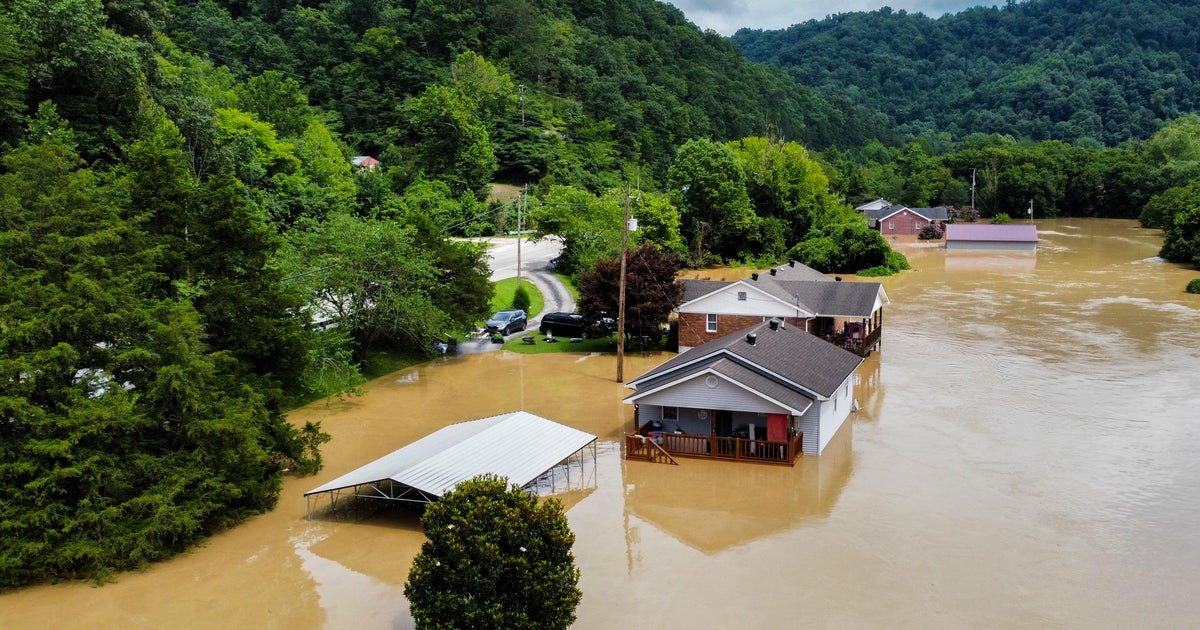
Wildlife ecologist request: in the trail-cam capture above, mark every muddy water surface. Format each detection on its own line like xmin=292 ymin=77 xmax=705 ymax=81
xmin=4 ymin=219 xmax=1199 ymax=628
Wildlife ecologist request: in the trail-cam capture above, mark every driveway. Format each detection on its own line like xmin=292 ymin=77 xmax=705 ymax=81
xmin=456 ymin=236 xmax=573 ymax=354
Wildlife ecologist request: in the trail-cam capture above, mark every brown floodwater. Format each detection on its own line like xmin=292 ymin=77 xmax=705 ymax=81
xmin=4 ymin=219 xmax=1199 ymax=628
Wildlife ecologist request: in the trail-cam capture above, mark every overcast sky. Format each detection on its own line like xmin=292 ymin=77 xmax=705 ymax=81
xmin=667 ymin=1 xmax=989 ymax=35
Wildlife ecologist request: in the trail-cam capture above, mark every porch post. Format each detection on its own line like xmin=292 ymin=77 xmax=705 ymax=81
xmin=709 ymin=410 xmax=717 ymax=456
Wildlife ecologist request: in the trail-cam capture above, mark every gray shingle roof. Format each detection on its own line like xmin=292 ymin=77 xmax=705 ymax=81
xmin=680 ymin=279 xmax=733 ymax=303
xmin=628 ymin=320 xmax=863 ymax=399
xmin=678 ymin=262 xmax=885 ymax=318
xmin=759 ymin=279 xmax=882 ymax=317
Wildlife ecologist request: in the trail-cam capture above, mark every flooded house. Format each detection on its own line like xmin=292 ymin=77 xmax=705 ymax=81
xmin=856 ymin=198 xmax=949 ymax=236
xmin=945 ymin=223 xmax=1038 ymax=250
xmin=624 ymin=318 xmax=863 ymax=463
xmin=675 ymin=261 xmax=888 ymax=356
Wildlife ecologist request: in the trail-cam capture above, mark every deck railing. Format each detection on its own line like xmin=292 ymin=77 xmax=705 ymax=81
xmin=822 ymin=326 xmax=882 ymax=357
xmin=628 ymin=428 xmax=803 ymax=466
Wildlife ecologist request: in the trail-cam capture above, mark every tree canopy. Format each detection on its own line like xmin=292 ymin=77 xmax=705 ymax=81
xmin=405 ymin=475 xmax=582 ymax=630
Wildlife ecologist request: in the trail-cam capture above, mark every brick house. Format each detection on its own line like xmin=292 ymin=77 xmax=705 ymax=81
xmin=675 ymin=261 xmax=888 ymax=356
xmin=859 ymin=202 xmax=948 ymax=237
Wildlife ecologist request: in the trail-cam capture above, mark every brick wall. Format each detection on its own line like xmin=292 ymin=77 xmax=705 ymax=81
xmin=677 ymin=312 xmax=810 ymax=348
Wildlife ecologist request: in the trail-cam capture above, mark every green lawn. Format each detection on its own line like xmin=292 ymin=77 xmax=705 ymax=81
xmin=489 ymin=276 xmax=545 ymax=318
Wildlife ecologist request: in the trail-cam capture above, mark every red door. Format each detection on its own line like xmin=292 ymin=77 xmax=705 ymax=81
xmin=767 ymin=414 xmax=788 ymax=442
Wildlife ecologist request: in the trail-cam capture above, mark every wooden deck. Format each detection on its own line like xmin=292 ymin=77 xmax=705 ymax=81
xmin=626 ymin=430 xmax=804 ymax=466
xmin=822 ymin=326 xmax=882 ymax=357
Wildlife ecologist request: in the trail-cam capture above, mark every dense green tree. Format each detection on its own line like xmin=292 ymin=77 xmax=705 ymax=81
xmin=728 ymin=136 xmax=837 ymax=258
xmin=788 ymin=221 xmax=901 ymax=275
xmin=402 ymin=85 xmax=498 ymax=199
xmin=667 ymin=138 xmax=755 ymax=262
xmin=405 ymin=474 xmax=582 ymax=630
xmin=279 ymin=212 xmax=447 ymax=360
xmin=529 ymin=185 xmax=625 ymax=275
xmin=0 ymin=127 xmax=309 ymax=587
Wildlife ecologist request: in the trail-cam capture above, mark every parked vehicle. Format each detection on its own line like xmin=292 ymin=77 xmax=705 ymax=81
xmin=539 ymin=312 xmax=587 ymax=338
xmin=484 ymin=309 xmax=527 ymax=336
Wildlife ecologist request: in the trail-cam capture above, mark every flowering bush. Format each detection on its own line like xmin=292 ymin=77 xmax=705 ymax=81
xmin=918 ymin=224 xmax=944 ymax=240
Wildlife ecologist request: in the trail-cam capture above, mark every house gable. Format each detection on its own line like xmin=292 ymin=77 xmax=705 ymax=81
xmin=678 ymin=280 xmax=813 ymax=318
xmin=626 ymin=366 xmax=813 ymax=416
xmin=628 ymin=321 xmax=862 ymax=400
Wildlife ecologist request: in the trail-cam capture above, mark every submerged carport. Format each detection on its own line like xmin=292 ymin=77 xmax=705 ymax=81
xmin=304 ymin=411 xmax=598 ymax=517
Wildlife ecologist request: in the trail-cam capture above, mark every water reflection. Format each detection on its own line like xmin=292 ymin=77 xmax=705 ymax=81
xmin=622 ymin=426 xmax=854 ymax=556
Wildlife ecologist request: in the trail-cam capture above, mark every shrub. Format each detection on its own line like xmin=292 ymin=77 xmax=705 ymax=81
xmin=885 ymin=249 xmax=911 ymax=271
xmin=991 ymin=212 xmax=1012 ymax=224
xmin=918 ymin=224 xmax=944 ymax=240
xmin=1187 ymin=278 xmax=1200 ymax=294
xmin=511 ymin=283 xmax=531 ymax=312
xmin=856 ymin=265 xmax=894 ymax=277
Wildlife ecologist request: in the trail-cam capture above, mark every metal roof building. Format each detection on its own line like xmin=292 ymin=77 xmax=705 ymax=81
xmin=304 ymin=411 xmax=597 ymax=516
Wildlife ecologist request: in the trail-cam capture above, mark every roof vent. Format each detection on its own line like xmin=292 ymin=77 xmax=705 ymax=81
xmin=769 ymin=268 xmax=777 ymax=276
xmin=835 ymin=276 xmax=842 ymax=282
xmin=789 ymin=260 xmax=796 ymax=267
xmin=751 ymin=273 xmax=758 ymax=281
xmin=746 ymin=333 xmax=757 ymax=345
xmin=768 ymin=319 xmax=780 ymax=331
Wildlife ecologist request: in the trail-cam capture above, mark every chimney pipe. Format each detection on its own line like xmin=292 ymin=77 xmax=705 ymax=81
xmin=769 ymin=320 xmax=779 ymax=331
xmin=769 ymin=268 xmax=777 ymax=276
xmin=789 ymin=260 xmax=796 ymax=267
xmin=751 ymin=273 xmax=758 ymax=281
xmin=746 ymin=333 xmax=757 ymax=345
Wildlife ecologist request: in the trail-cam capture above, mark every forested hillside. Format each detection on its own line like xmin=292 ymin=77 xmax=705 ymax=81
xmin=166 ymin=0 xmax=891 ymax=183
xmin=733 ymin=0 xmax=1200 ymax=146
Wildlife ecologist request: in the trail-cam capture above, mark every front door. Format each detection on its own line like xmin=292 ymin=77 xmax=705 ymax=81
xmin=767 ymin=413 xmax=788 ymax=442
xmin=716 ymin=410 xmax=733 ymax=437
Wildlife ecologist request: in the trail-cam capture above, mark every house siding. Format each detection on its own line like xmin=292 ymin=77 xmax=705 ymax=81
xmin=633 ymin=376 xmax=792 ymax=415
xmin=793 ymin=376 xmax=855 ymax=455
xmin=946 ymin=240 xmax=1037 ymax=251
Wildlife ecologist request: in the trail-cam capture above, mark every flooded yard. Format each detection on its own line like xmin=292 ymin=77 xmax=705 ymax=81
xmin=3 ymin=219 xmax=1199 ymax=628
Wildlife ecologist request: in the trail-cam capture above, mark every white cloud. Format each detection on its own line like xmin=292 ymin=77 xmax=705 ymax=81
xmin=667 ymin=1 xmax=988 ymax=35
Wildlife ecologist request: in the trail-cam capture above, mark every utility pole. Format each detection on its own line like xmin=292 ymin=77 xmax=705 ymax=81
xmin=971 ymin=168 xmax=977 ymax=216
xmin=617 ymin=183 xmax=631 ymax=383
xmin=517 ymin=184 xmax=526 ymax=289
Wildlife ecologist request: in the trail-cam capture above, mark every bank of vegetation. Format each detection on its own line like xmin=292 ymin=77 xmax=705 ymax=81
xmin=2 ymin=0 xmax=1200 ymax=588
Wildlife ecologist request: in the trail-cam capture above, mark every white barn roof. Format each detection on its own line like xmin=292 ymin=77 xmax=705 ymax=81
xmin=305 ymin=411 xmax=596 ymax=500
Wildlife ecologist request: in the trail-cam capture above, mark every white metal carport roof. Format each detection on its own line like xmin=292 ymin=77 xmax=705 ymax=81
xmin=305 ymin=411 xmax=597 ymax=511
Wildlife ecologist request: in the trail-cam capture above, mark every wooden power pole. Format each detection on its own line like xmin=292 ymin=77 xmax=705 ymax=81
xmin=616 ymin=183 xmax=631 ymax=383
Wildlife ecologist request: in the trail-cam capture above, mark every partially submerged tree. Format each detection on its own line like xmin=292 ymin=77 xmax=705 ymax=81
xmin=405 ymin=475 xmax=582 ymax=630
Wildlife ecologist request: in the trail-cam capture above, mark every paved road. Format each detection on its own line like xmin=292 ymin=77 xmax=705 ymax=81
xmin=456 ymin=236 xmax=573 ymax=354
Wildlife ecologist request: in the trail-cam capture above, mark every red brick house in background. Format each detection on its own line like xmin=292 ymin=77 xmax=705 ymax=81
xmin=675 ymin=261 xmax=888 ymax=356
xmin=856 ymin=199 xmax=948 ymax=237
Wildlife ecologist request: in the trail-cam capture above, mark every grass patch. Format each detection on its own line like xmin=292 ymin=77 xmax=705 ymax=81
xmin=499 ymin=333 xmax=669 ymax=354
xmin=490 ymin=277 xmax=545 ymax=318
xmin=361 ymin=348 xmax=428 ymax=380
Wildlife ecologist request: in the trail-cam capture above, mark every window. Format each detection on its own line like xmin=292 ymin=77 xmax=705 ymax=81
xmin=662 ymin=406 xmax=678 ymax=421
xmin=915 ymin=222 xmax=923 ymax=229
xmin=888 ymin=221 xmax=895 ymax=230
xmin=706 ymin=313 xmax=717 ymax=332
xmin=737 ymin=291 xmax=747 ymax=301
